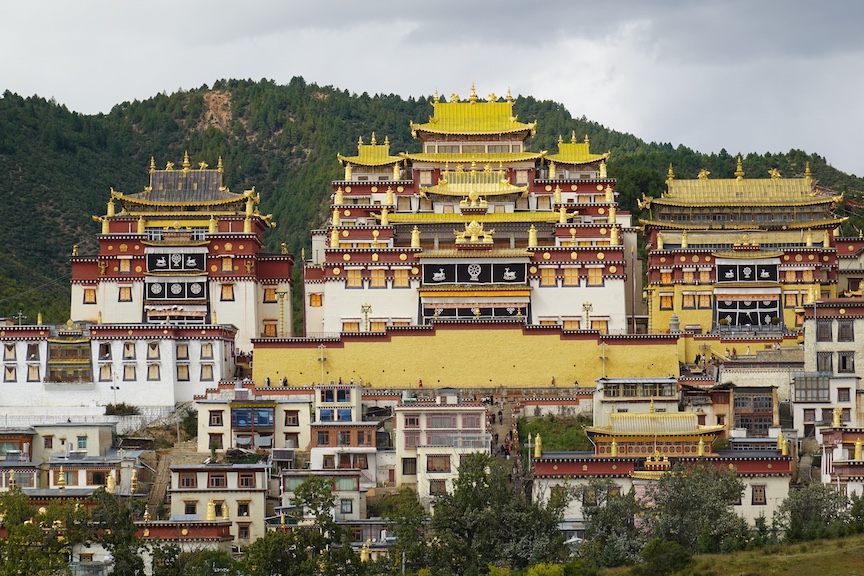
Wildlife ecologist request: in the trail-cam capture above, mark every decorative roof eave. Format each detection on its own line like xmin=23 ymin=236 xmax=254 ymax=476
xmin=648 ymin=196 xmax=838 ymax=208
xmin=639 ymin=218 xmax=847 ymax=231
xmin=420 ymin=182 xmax=528 ymax=198
xmin=111 ymin=185 xmax=255 ymax=208
xmin=373 ymin=212 xmax=564 ymax=224
xmin=546 ymin=150 xmax=611 ymax=165
xmin=400 ymin=151 xmax=545 ymax=163
xmin=710 ymin=250 xmax=785 ymax=259
xmin=416 ymin=249 xmax=532 ymax=259
xmin=337 ymin=153 xmax=403 ymax=167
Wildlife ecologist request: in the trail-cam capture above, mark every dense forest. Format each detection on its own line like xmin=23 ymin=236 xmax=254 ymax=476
xmin=1 ymin=78 xmax=863 ymax=326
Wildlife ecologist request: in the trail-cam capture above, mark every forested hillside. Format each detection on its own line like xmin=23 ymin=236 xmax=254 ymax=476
xmin=1 ymin=77 xmax=862 ymax=325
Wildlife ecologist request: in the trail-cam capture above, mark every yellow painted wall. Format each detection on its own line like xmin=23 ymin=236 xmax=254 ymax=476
xmin=252 ymin=325 xmax=680 ymax=389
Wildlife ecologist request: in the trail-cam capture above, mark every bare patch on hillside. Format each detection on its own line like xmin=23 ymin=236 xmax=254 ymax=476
xmin=198 ymin=91 xmax=232 ymax=132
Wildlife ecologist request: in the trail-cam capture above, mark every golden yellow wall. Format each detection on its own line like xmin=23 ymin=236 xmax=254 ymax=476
xmin=253 ymin=325 xmax=680 ymax=389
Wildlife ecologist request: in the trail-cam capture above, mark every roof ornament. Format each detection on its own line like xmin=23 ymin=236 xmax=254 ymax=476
xmin=198 ymin=161 xmax=208 ymax=170
xmin=358 ymin=135 xmax=364 ymax=146
xmin=584 ymin=134 xmax=590 ymax=145
xmin=649 ymin=397 xmax=655 ymax=412
xmin=768 ymin=168 xmax=782 ymax=179
xmin=571 ymin=131 xmax=577 ymax=144
xmin=217 ymin=156 xmax=224 ymax=172
xmin=697 ymin=168 xmax=710 ymax=180
xmin=804 ymin=162 xmax=813 ymax=184
xmin=433 ymin=89 xmax=440 ymax=104
xmin=384 ymin=135 xmax=389 ymax=146
xmin=182 ymin=151 xmax=191 ymax=171
xmin=666 ymin=164 xmax=675 ymax=182
xmin=506 ymin=88 xmax=513 ymax=102
xmin=450 ymin=93 xmax=460 ymax=103
xmin=469 ymin=83 xmax=478 ymax=102
xmin=165 ymin=161 xmax=174 ymax=171
xmin=149 ymin=157 xmax=156 ymax=173
xmin=487 ymin=92 xmax=496 ymax=102
xmin=370 ymin=132 xmax=377 ymax=145
xmin=557 ymin=134 xmax=563 ymax=145
xmin=734 ymin=155 xmax=745 ymax=180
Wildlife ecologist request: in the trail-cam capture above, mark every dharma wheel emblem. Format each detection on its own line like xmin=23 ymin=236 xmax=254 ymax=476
xmin=190 ymin=284 xmax=202 ymax=295
xmin=150 ymin=284 xmax=162 ymax=294
xmin=467 ymin=264 xmax=482 ymax=281
xmin=170 ymin=283 xmax=183 ymax=295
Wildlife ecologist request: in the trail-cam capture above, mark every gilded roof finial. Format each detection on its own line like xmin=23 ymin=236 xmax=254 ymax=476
xmin=734 ymin=155 xmax=745 ymax=180
xmin=149 ymin=157 xmax=156 ymax=173
xmin=57 ymin=466 xmax=66 ymax=489
xmin=358 ymin=135 xmax=364 ymax=146
xmin=469 ymin=83 xmax=478 ymax=102
xmin=165 ymin=160 xmax=174 ymax=171
xmin=805 ymin=162 xmax=813 ymax=184
xmin=487 ymin=92 xmax=497 ymax=102
xmin=649 ymin=397 xmax=655 ymax=412
xmin=768 ymin=168 xmax=781 ymax=179
xmin=370 ymin=132 xmax=377 ymax=145
xmin=217 ymin=156 xmax=224 ymax=172
xmin=506 ymin=87 xmax=513 ymax=102
xmin=450 ymin=93 xmax=460 ymax=103
xmin=198 ymin=161 xmax=208 ymax=170
xmin=182 ymin=151 xmax=191 ymax=171
xmin=697 ymin=168 xmax=710 ymax=180
xmin=384 ymin=135 xmax=389 ymax=146
xmin=433 ymin=89 xmax=439 ymax=104
xmin=571 ymin=131 xmax=577 ymax=144
xmin=666 ymin=164 xmax=675 ymax=181
xmin=557 ymin=134 xmax=563 ymax=145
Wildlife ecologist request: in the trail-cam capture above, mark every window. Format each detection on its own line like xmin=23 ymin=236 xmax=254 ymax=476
xmin=699 ymin=270 xmax=711 ymax=283
xmin=838 ymin=352 xmax=855 ymax=373
xmin=208 ymin=473 xmax=227 ymax=488
xmin=123 ymin=342 xmax=135 ymax=360
xmin=44 ymin=435 xmax=53 ymax=449
xmin=563 ymin=319 xmax=580 ymax=330
xmin=698 ymin=293 xmax=712 ymax=308
xmin=119 ymin=286 xmax=132 ymax=302
xmin=87 ymin=471 xmax=108 ymax=486
xmin=177 ymin=365 xmax=190 ymax=381
xmin=355 ymin=454 xmax=368 ymax=469
xmin=320 ymin=409 xmax=334 ymax=422
xmin=79 ymin=553 xmax=94 ymax=562
xmin=177 ymin=343 xmax=189 ymax=360
xmin=427 ymin=415 xmax=456 ymax=428
xmin=347 ymin=269 xmax=363 ymax=288
xmin=83 ymin=288 xmax=96 ymax=304
xmin=338 ymin=431 xmax=351 ymax=446
xmin=201 ymin=343 xmax=213 ymax=359
xmin=263 ymin=322 xmax=277 ymax=337
xmin=339 ymin=453 xmax=351 ymax=468
xmin=843 ymin=408 xmax=852 ymax=422
xmin=839 ymin=320 xmax=855 ymax=342
xmin=660 ymin=294 xmax=673 ymax=310
xmin=221 ymin=284 xmax=234 ymax=301
xmin=752 ymin=485 xmax=766 ymax=505
xmin=209 ymin=434 xmax=223 ymax=450
xmin=462 ymin=414 xmax=481 ymax=428
xmin=356 ymin=430 xmax=371 ymax=446
xmin=784 ymin=292 xmax=798 ymax=307
xmin=184 ymin=501 xmax=197 ymax=515
xmin=802 ymin=269 xmax=814 ymax=282
xmin=264 ymin=287 xmax=277 ymax=303
xmin=785 ymin=269 xmax=797 ymax=283
xmin=340 ymin=499 xmax=354 ymax=514
xmin=77 ymin=436 xmax=87 ymax=449
xmin=342 ymin=321 xmax=360 ymax=332
xmin=370 ymin=269 xmax=386 ymax=288
xmin=587 ymin=268 xmax=603 ymax=286
xmin=147 ymin=342 xmax=159 ymax=359
xmin=284 ymin=411 xmax=299 ymax=426
xmin=803 ymin=408 xmax=816 ymax=422
xmin=4 ymin=366 xmax=16 ymax=382
xmin=682 ymin=294 xmax=696 ymax=309
xmin=817 ymin=320 xmax=833 ymax=342
xmin=405 ymin=432 xmax=420 ymax=449
xmin=27 ymin=365 xmax=39 ymax=382
xmin=540 ymin=267 xmax=556 ymax=286
xmin=404 ymin=414 xmax=419 ymax=428
xmin=147 ymin=364 xmax=160 ymax=380
xmin=661 ymin=271 xmax=673 ymax=285
xmin=370 ymin=321 xmax=387 ymax=332
xmin=816 ymin=352 xmax=833 ymax=372
xmin=221 ymin=257 xmax=233 ymax=273
xmin=822 ymin=408 xmax=834 ymax=423
xmin=237 ymin=502 xmax=250 ymax=517
xmin=3 ymin=343 xmax=14 ymax=361
xmin=683 ymin=270 xmax=694 ymax=284
xmin=393 ymin=269 xmax=409 ymax=288
xmin=591 ymin=320 xmax=608 ymax=334
xmin=563 ymin=268 xmax=579 ymax=286
xmin=317 ymin=431 xmax=330 ymax=446
xmin=284 ymin=433 xmax=299 ymax=448
xmin=238 ymin=524 xmax=250 ymax=540
xmin=200 ymin=364 xmax=214 ymax=381
xmin=838 ymin=388 xmax=851 ymax=402
xmin=430 ymin=480 xmax=448 ymax=495
xmin=794 ymin=375 xmax=830 ymax=402
xmin=310 ymin=293 xmax=323 ymax=307
xmin=210 ymin=411 xmax=224 ymax=426
xmin=323 ymin=455 xmax=335 ymax=469
xmin=402 ymin=458 xmax=417 ymax=475
xmin=427 ymin=455 xmax=451 ymax=473
xmin=123 ymin=364 xmax=136 ymax=381
xmin=238 ymin=472 xmax=256 ymax=488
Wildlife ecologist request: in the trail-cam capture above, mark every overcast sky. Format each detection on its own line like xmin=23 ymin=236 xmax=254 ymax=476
xmin=3 ymin=1 xmax=863 ymax=176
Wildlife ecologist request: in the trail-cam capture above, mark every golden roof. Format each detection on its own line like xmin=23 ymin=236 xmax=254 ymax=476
xmin=421 ymin=163 xmax=528 ymax=198
xmin=337 ymin=134 xmax=402 ymax=167
xmin=546 ymin=133 xmax=610 ymax=165
xmin=638 ymin=216 xmax=847 ymax=231
xmin=401 ymin=151 xmax=544 ymax=163
xmin=585 ymin=412 xmax=724 ymax=436
xmin=410 ymin=89 xmax=536 ymax=136
xmin=374 ymin=212 xmax=563 ymax=224
xmin=417 ymin=249 xmax=531 ymax=258
xmin=644 ymin=177 xmax=837 ymax=208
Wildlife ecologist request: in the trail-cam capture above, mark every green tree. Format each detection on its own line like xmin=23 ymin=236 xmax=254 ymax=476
xmin=576 ymin=479 xmax=646 ymax=567
xmin=90 ymin=488 xmax=146 ymax=575
xmin=643 ymin=462 xmax=746 ymax=553
xmin=774 ymin=482 xmax=850 ymax=542
xmin=380 ymin=487 xmax=430 ymax=574
xmin=629 ymin=538 xmax=691 ymax=576
xmin=0 ymin=487 xmax=88 ymax=576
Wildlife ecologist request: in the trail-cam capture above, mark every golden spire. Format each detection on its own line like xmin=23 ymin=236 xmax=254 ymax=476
xmin=557 ymin=134 xmax=563 ymax=145
xmin=433 ymin=89 xmax=439 ymax=104
xmin=358 ymin=135 xmax=364 ymax=146
xmin=469 ymin=83 xmax=478 ymax=102
xmin=666 ymin=164 xmax=675 ymax=182
xmin=384 ymin=135 xmax=389 ymax=146
xmin=182 ymin=151 xmax=191 ymax=171
xmin=506 ymin=87 xmax=513 ymax=102
xmin=805 ymin=162 xmax=813 ymax=185
xmin=149 ymin=157 xmax=156 ymax=173
xmin=217 ymin=156 xmax=224 ymax=172
xmin=370 ymin=132 xmax=377 ymax=145
xmin=649 ymin=397 xmax=655 ymax=412
xmin=143 ymin=508 xmax=151 ymax=522
xmin=734 ymin=155 xmax=745 ymax=180
xmin=584 ymin=134 xmax=590 ymax=145
xmin=57 ymin=466 xmax=66 ymax=489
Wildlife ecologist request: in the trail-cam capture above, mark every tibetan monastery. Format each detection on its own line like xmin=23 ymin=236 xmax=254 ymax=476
xmin=640 ymin=160 xmax=846 ymax=334
xmin=303 ymin=87 xmax=642 ymax=336
xmin=71 ymin=154 xmax=294 ymax=352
